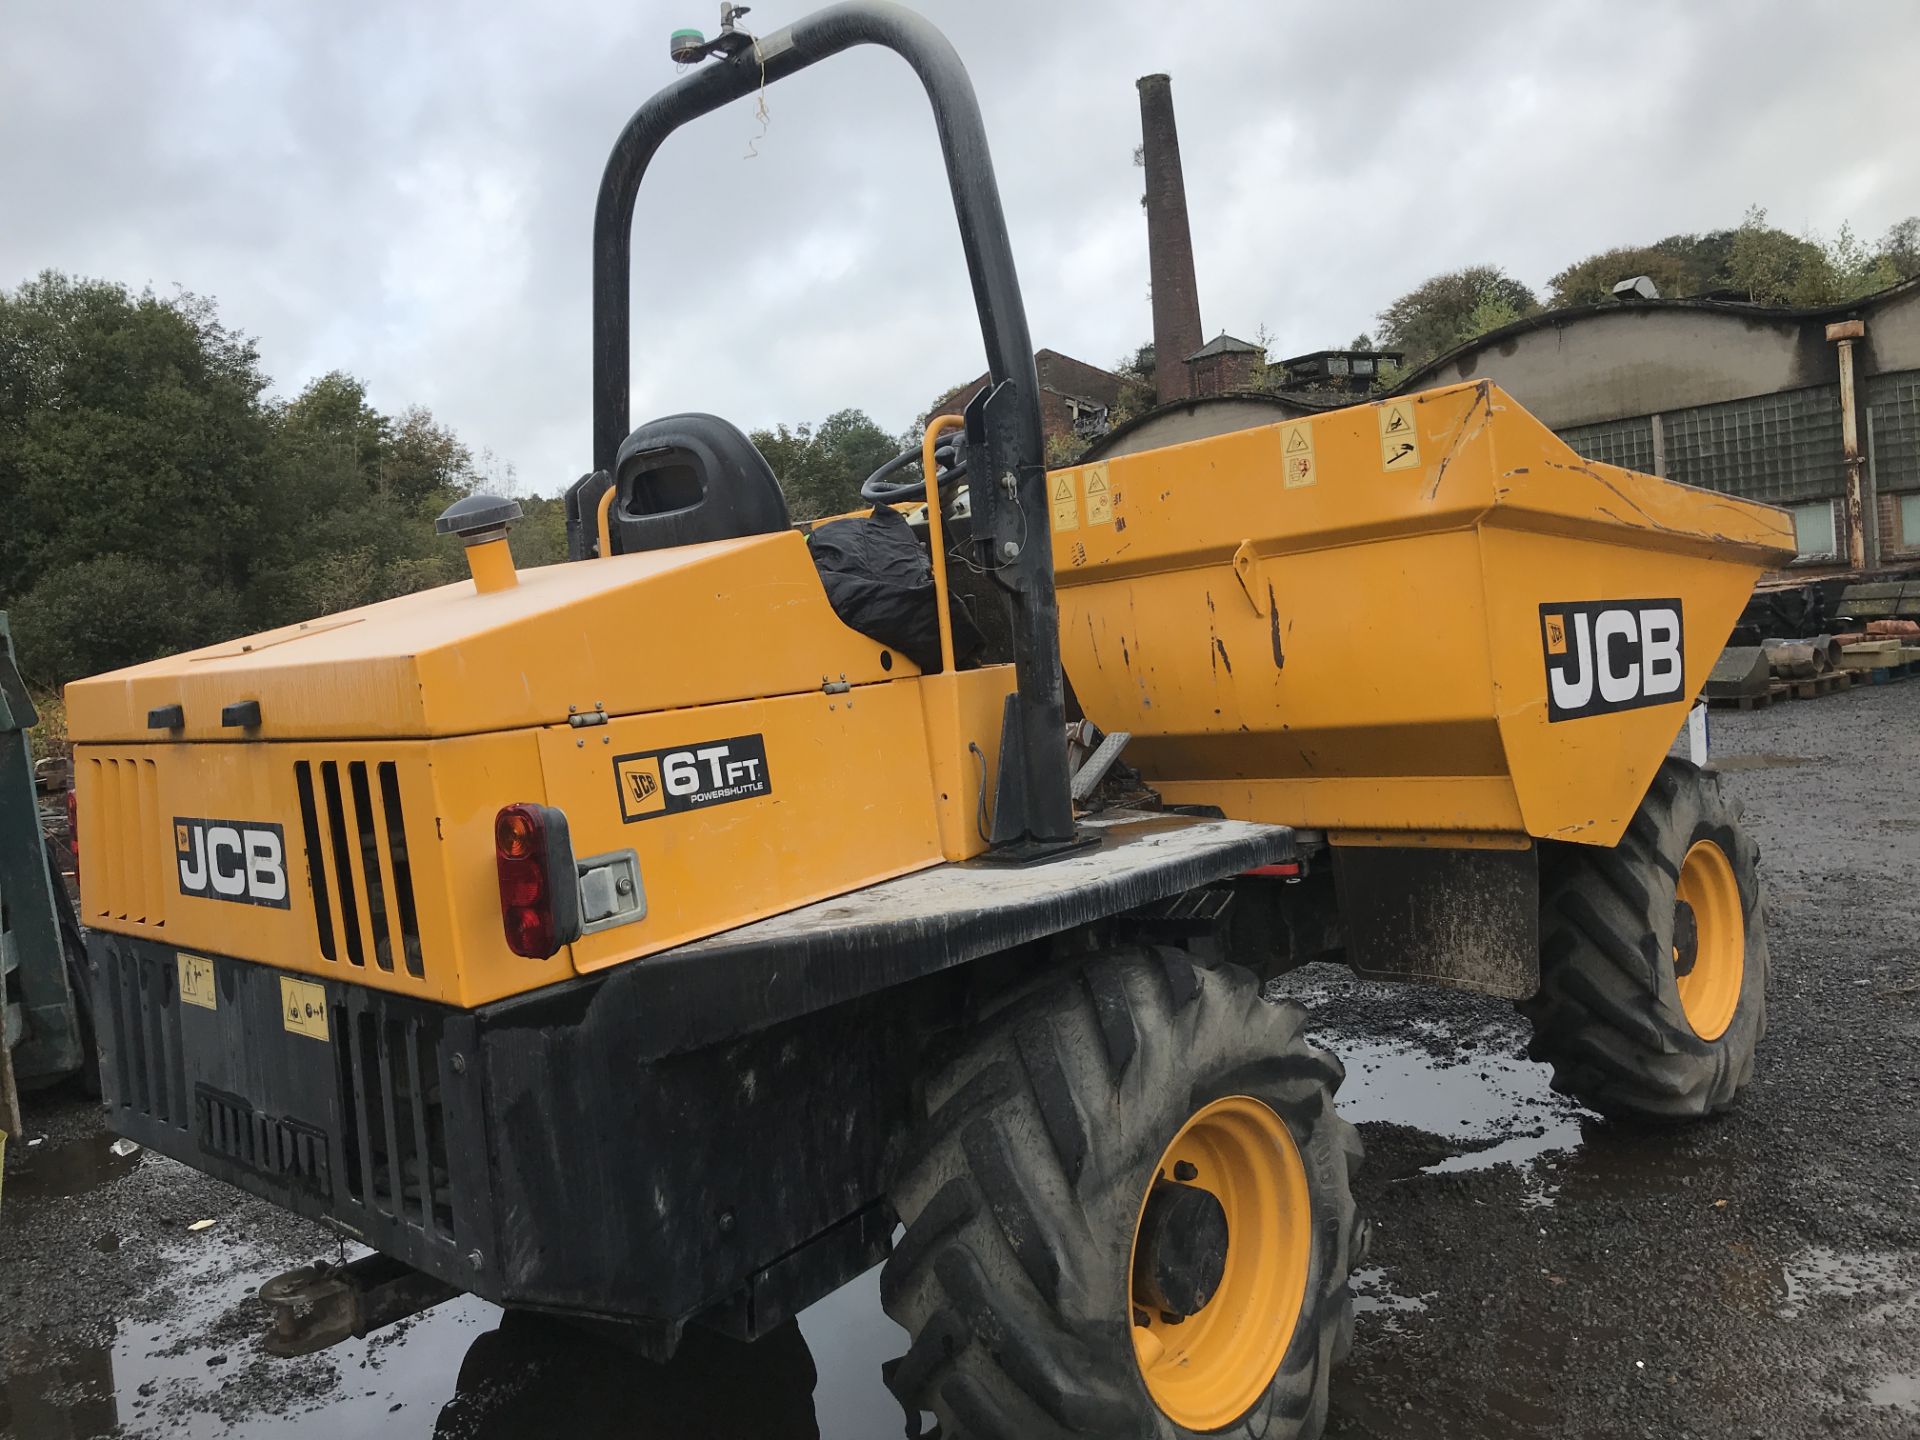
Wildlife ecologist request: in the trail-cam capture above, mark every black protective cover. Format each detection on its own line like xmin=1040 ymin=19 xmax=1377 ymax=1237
xmin=807 ymin=506 xmax=985 ymax=673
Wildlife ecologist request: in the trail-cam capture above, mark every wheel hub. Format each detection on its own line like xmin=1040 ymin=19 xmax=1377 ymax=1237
xmin=1672 ymin=900 xmax=1699 ymax=977
xmin=1673 ymin=839 xmax=1744 ymax=1041
xmin=1132 ymin=1180 xmax=1230 ymax=1318
xmin=1128 ymin=1095 xmax=1312 ymax=1431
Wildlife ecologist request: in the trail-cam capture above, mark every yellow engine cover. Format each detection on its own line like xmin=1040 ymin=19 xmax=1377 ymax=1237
xmin=1048 ymin=382 xmax=1795 ymax=847
xmin=67 ymin=531 xmax=1012 ymax=1006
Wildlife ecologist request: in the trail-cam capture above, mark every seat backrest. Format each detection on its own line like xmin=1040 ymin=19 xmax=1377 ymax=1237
xmin=606 ymin=413 xmax=791 ymax=555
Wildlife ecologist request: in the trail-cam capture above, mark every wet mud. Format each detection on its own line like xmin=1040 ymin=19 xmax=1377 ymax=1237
xmin=4 ymin=681 xmax=1917 ymax=1438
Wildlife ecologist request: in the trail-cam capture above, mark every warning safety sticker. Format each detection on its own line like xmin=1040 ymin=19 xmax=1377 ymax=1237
xmin=1377 ymin=401 xmax=1420 ymax=472
xmin=1280 ymin=423 xmax=1316 ymax=488
xmin=1051 ymin=472 xmax=1079 ymax=532
xmin=1084 ymin=463 xmax=1113 ymax=525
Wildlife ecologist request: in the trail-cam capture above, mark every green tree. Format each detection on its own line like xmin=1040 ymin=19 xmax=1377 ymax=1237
xmin=1880 ymin=217 xmax=1920 ymax=280
xmin=0 ymin=273 xmax=273 ymax=617
xmin=247 ymin=373 xmax=484 ymax=620
xmin=509 ymin=495 xmax=571 ymax=569
xmin=1725 ymin=206 xmax=1898 ymax=307
xmin=1547 ymin=243 xmax=1700 ymax=308
xmin=1549 ymin=212 xmax=1917 ymax=310
xmin=9 ymin=554 xmax=240 ymax=687
xmin=751 ymin=407 xmax=901 ymax=520
xmin=1375 ymin=265 xmax=1538 ymax=369
xmin=1728 ymin=207 xmax=1824 ymax=305
xmin=0 ymin=272 xmax=496 ymax=686
xmin=1104 ymin=342 xmax=1157 ymax=426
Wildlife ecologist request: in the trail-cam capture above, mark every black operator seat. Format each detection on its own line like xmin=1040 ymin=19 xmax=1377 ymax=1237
xmin=607 ymin=413 xmax=791 ymax=555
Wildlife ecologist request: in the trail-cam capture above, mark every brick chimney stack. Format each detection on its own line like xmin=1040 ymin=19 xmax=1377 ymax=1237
xmin=1137 ymin=73 xmax=1202 ymax=406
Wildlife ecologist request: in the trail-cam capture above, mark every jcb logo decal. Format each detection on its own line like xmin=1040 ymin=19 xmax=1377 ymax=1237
xmin=613 ymin=734 xmax=771 ymax=823
xmin=1541 ymin=600 xmax=1685 ymax=722
xmin=616 ymin=756 xmax=666 ymax=819
xmin=176 ymin=817 xmax=290 ymax=908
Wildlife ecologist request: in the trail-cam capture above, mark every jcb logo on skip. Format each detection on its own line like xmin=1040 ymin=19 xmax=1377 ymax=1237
xmin=1540 ymin=600 xmax=1685 ymax=722
xmin=175 ymin=817 xmax=291 ymax=908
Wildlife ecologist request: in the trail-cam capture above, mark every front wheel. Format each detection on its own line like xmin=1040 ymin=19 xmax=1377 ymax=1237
xmin=1521 ymin=758 xmax=1767 ymax=1120
xmin=882 ymin=946 xmax=1364 ymax=1440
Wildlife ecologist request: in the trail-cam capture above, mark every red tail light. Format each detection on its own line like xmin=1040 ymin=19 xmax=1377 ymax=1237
xmin=1243 ymin=861 xmax=1302 ymax=878
xmin=494 ymin=803 xmax=581 ymax=959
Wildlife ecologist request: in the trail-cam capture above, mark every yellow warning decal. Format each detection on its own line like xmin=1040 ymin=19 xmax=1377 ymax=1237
xmin=1378 ymin=400 xmax=1420 ymax=471
xmin=1280 ymin=423 xmax=1316 ymax=488
xmin=1051 ymin=471 xmax=1079 ymax=532
xmin=1084 ymin=463 xmax=1113 ymax=526
xmin=178 ymin=952 xmax=217 ymax=1011
xmin=280 ymin=975 xmax=329 ymax=1041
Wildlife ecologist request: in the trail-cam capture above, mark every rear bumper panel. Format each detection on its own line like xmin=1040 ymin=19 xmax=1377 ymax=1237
xmin=87 ymin=930 xmax=932 ymax=1331
xmin=92 ymin=934 xmax=496 ymax=1291
xmin=88 ymin=812 xmax=1294 ymax=1330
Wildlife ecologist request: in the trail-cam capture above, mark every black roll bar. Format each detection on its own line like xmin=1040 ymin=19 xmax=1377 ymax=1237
xmin=589 ymin=1 xmax=1076 ymax=851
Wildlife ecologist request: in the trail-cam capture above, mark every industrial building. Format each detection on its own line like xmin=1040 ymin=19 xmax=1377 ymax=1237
xmin=1101 ymin=67 xmax=1920 ymax=584
xmin=926 ymin=348 xmax=1127 ymax=449
xmin=1400 ymin=278 xmax=1920 ymax=574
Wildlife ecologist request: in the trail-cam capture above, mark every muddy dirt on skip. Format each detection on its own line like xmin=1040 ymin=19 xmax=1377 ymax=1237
xmin=4 ymin=681 xmax=1917 ymax=1438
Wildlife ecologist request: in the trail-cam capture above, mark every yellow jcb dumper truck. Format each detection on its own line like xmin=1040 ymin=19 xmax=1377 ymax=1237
xmin=65 ymin=5 xmax=1794 ymax=1437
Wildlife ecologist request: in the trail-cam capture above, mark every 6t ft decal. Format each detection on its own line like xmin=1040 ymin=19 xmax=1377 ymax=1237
xmin=613 ymin=734 xmax=773 ymax=823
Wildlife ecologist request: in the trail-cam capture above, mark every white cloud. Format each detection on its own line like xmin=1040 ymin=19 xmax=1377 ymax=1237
xmin=4 ymin=0 xmax=1914 ymax=493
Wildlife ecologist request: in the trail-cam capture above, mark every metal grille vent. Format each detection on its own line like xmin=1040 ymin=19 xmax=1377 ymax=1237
xmin=334 ymin=1004 xmax=455 ymax=1237
xmin=294 ymin=760 xmax=423 ymax=977
xmin=196 ymin=1085 xmax=331 ymax=1195
xmin=85 ymin=756 xmax=166 ymax=926
xmin=103 ymin=947 xmax=187 ymax=1130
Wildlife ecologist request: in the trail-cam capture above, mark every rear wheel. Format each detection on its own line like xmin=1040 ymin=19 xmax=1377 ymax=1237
xmin=882 ymin=946 xmax=1363 ymax=1440
xmin=1522 ymin=758 xmax=1767 ymax=1120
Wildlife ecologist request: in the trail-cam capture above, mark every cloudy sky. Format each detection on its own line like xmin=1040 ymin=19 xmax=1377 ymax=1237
xmin=5 ymin=0 xmax=1915 ymax=491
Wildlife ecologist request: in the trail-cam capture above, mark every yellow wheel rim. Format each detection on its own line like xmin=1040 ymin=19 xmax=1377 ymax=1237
xmin=1128 ymin=1095 xmax=1311 ymax=1431
xmin=1674 ymin=839 xmax=1744 ymax=1041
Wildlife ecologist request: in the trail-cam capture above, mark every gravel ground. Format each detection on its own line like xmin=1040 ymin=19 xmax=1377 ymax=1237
xmin=2 ymin=679 xmax=1916 ymax=1438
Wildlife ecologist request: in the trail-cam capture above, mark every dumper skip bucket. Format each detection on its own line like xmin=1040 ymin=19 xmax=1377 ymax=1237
xmin=1048 ymin=382 xmax=1794 ymax=847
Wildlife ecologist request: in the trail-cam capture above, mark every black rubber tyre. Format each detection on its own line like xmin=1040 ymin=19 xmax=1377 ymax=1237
xmin=881 ymin=947 xmax=1364 ymax=1440
xmin=1521 ymin=758 xmax=1767 ymax=1121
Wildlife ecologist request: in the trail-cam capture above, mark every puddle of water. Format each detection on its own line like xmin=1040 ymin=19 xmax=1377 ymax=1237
xmin=795 ymin=1265 xmax=910 ymax=1440
xmin=0 ymin=1334 xmax=121 ymax=1440
xmin=1349 ymin=1266 xmax=1431 ymax=1334
xmin=1349 ymin=1267 xmax=1429 ymax=1315
xmin=3 ymin=1129 xmax=140 ymax=1201
xmin=430 ymin=1307 xmax=827 ymax=1439
xmin=1 ymin=1205 xmax=899 ymax=1440
xmin=1776 ymin=1245 xmax=1907 ymax=1321
xmin=1331 ymin=1033 xmax=1588 ymax=1176
xmin=0 ymin=1013 xmax=1602 ymax=1440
